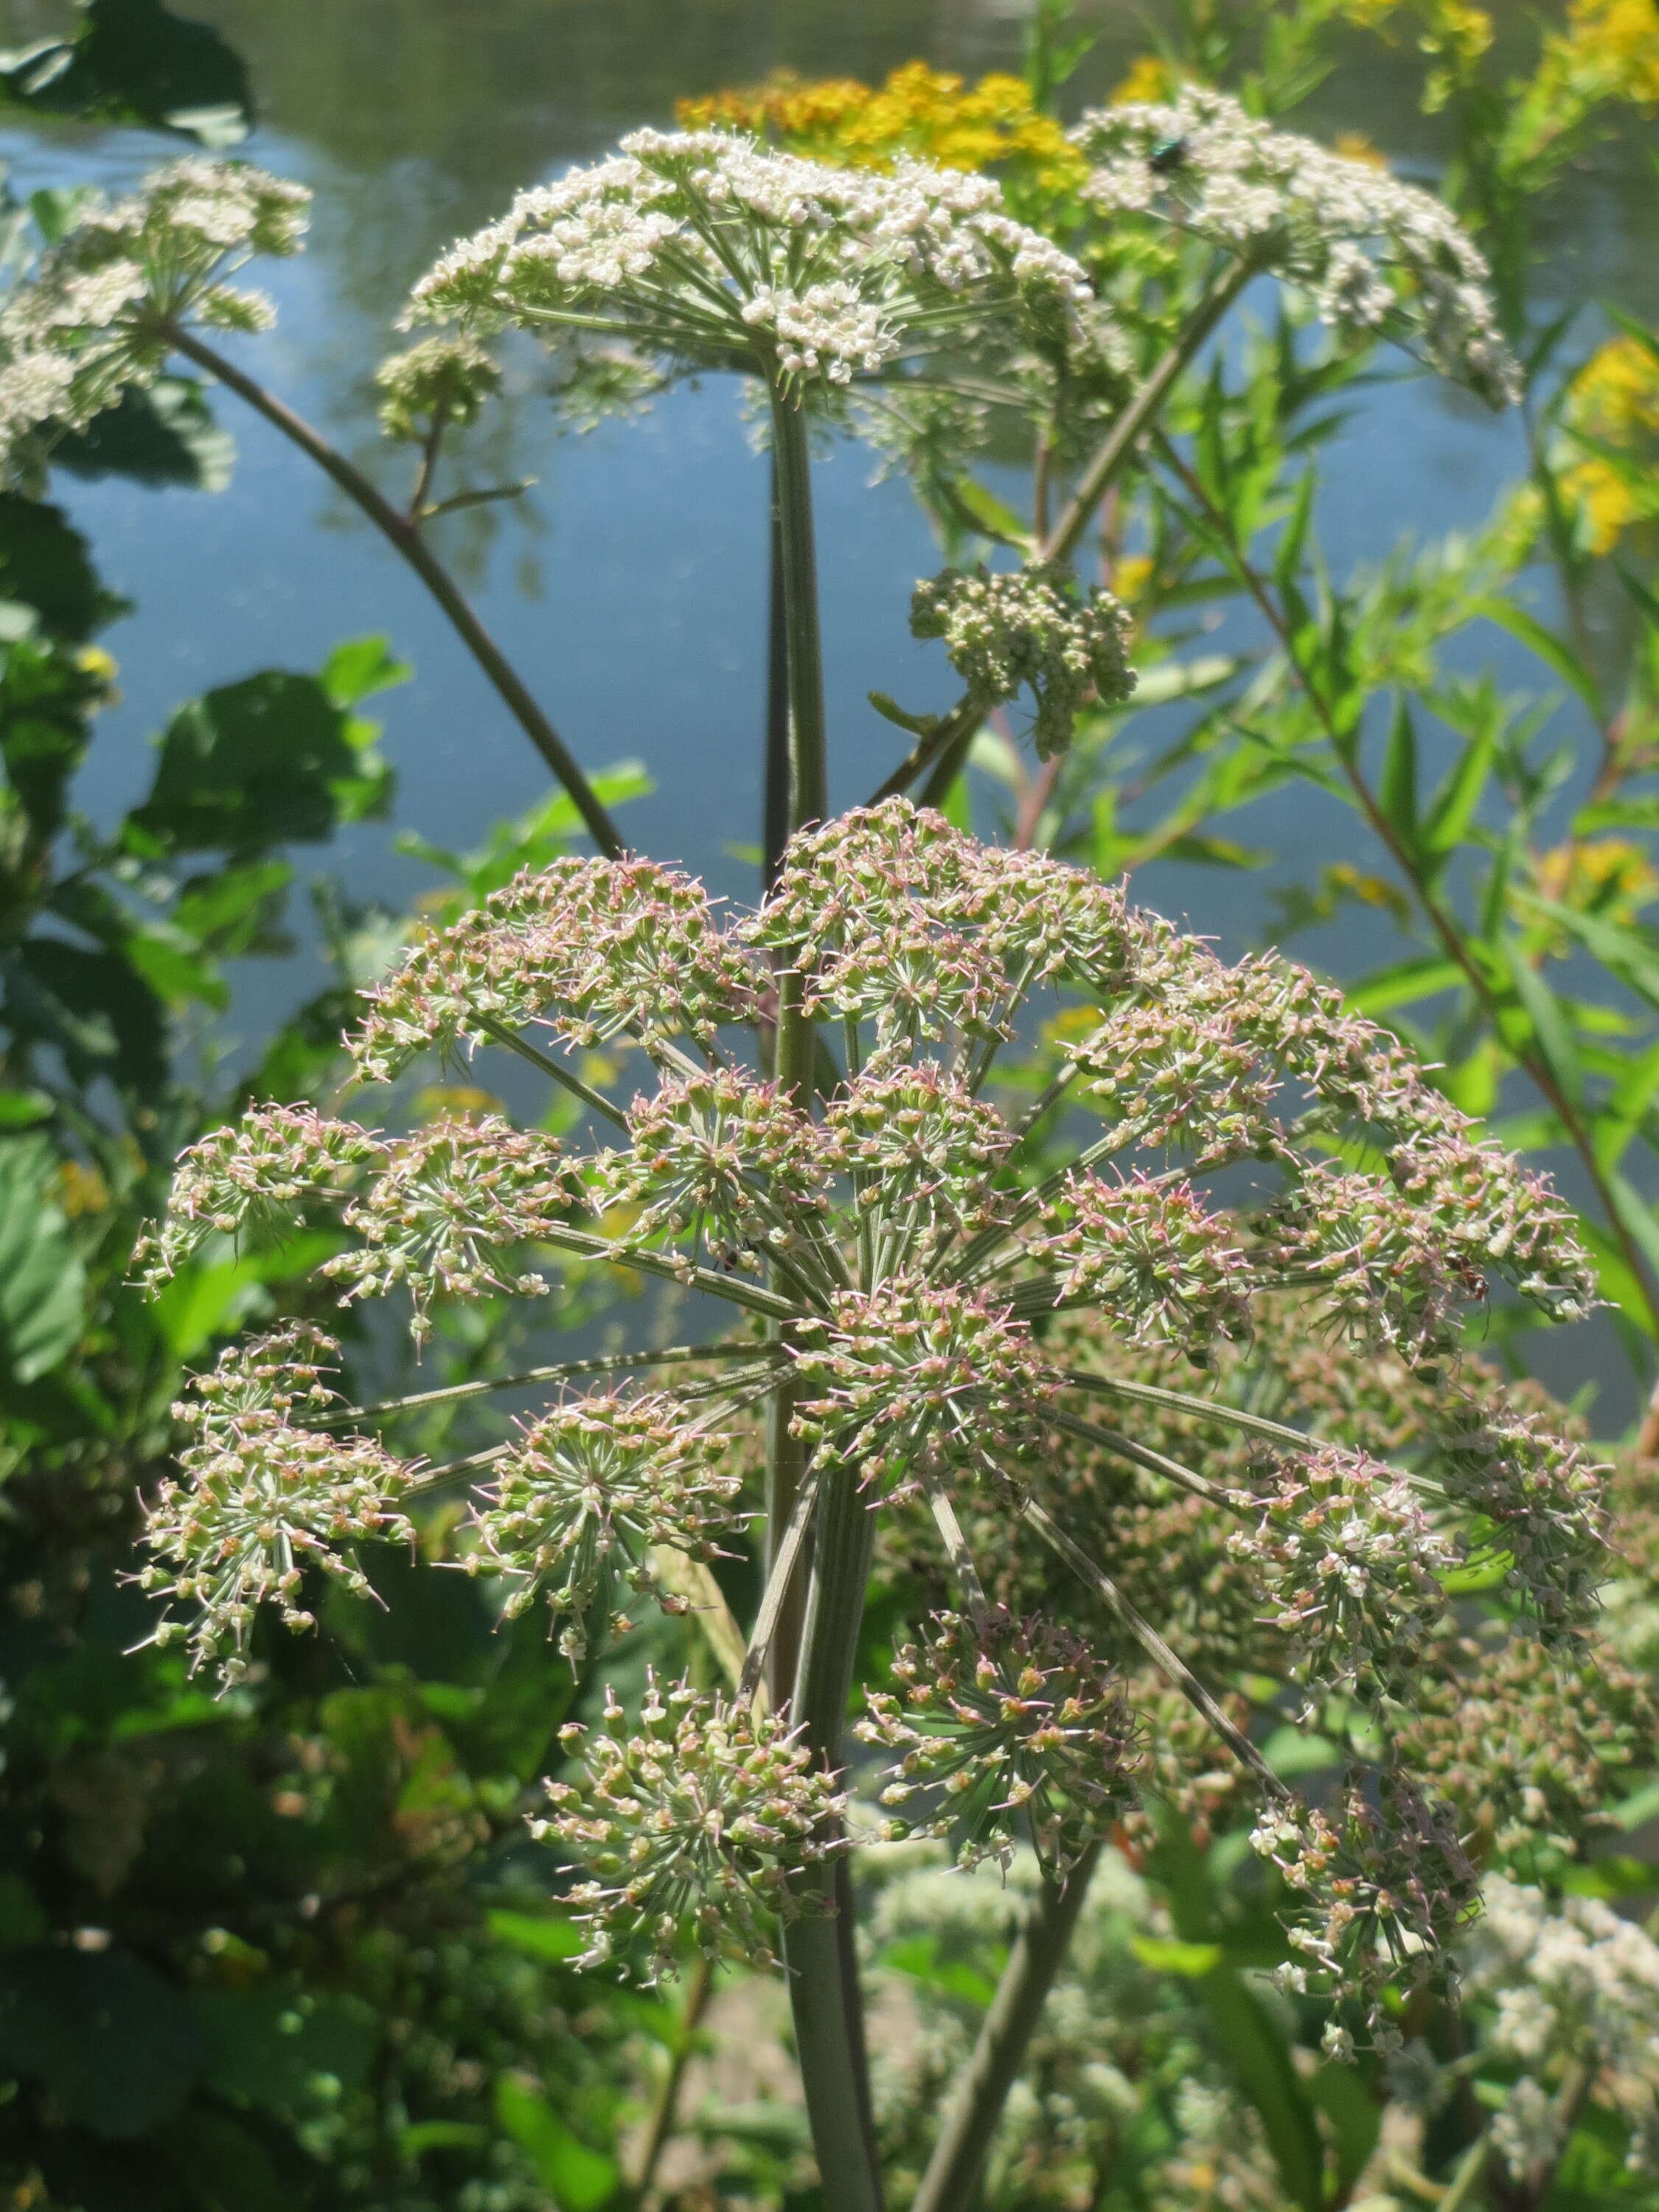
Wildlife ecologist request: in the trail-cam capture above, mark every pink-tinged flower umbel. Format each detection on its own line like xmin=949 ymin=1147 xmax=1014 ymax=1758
xmin=138 ymin=801 xmax=1602 ymax=1998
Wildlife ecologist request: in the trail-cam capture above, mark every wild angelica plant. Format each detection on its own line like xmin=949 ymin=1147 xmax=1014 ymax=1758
xmin=35 ymin=97 xmax=1599 ymax=2212
xmin=139 ymin=797 xmax=1602 ymax=2208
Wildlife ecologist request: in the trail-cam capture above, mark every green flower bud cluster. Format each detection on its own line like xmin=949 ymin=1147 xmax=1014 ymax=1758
xmin=859 ymin=1607 xmax=1141 ymax=1872
xmin=135 ymin=1325 xmax=417 ymax=1682
xmin=911 ymin=561 xmax=1136 ymax=760
xmin=535 ymin=1674 xmax=849 ymax=1979
xmin=470 ymin=1394 xmax=745 ymax=1660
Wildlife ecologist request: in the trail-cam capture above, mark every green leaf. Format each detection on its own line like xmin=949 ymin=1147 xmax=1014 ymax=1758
xmin=1127 ymin=653 xmax=1244 ymax=709
xmin=1440 ymin=1552 xmax=1515 ymax=1595
xmin=1596 ymin=1035 xmax=1659 ymax=1171
xmin=1311 ymin=2059 xmax=1382 ymax=2197
xmin=1605 ymin=1165 xmax=1659 ymax=1300
xmin=486 ymin=1908 xmax=586 ymax=1964
xmin=1128 ymin=1935 xmax=1224 ymax=1977
xmin=1379 ymin=697 xmax=1420 ymax=852
xmin=4 ymin=936 xmax=167 ymax=1094
xmin=943 ymin=473 xmax=1034 ymax=552
xmin=1421 ymin=726 xmax=1495 ymax=859
xmin=1150 ymin=1830 xmax=1325 ymax=2212
xmin=1158 ymin=832 xmax=1269 ymax=868
xmin=406 ymin=764 xmax=650 ymax=902
xmin=0 ymin=1133 xmax=84 ymax=1382
xmin=195 ymin=1983 xmax=380 ymax=2121
xmin=880 ymin=1933 xmax=1001 ymax=2008
xmin=1501 ymin=940 xmax=1584 ymax=1107
xmin=1346 ymin=956 xmax=1464 ymax=1015
xmin=1517 ymin=894 xmax=1659 ymax=1018
xmin=321 ymin=633 xmax=412 ymax=709
xmin=120 ymin=926 xmax=227 ymax=1011
xmin=0 ymin=491 xmax=121 ymax=639
xmin=0 ymin=1947 xmax=204 ymax=2138
xmin=1262 ymin=1725 xmax=1342 ymax=1777
xmin=0 ymin=1088 xmax=52 ymax=1128
xmin=1609 ymin=1779 xmax=1659 ymax=1834
xmin=49 ymin=375 xmax=234 ymax=492
xmin=128 ymin=666 xmax=394 ymax=856
xmin=0 ymin=1874 xmax=48 ymax=1951
xmin=0 ymin=0 xmax=254 ymax=144
xmin=1472 ymin=595 xmax=1602 ymax=714
xmin=1560 ymin=1855 xmax=1656 ymax=1900
xmin=149 ymin=1230 xmax=343 ymax=1359
xmin=867 ymin=690 xmax=939 ymax=738
xmin=153 ymin=2110 xmax=292 ymax=2212
xmin=27 ymin=185 xmax=96 ymax=245
xmin=171 ymin=857 xmax=293 ymax=956
xmin=1573 ymin=1217 xmax=1652 ymax=1338
xmin=400 ymin=2120 xmax=491 ymax=2157
xmin=1578 ymin=793 xmax=1659 ymax=833
xmin=1273 ymin=469 xmax=1315 ymax=591
xmin=494 ymin=2076 xmax=621 ymax=2209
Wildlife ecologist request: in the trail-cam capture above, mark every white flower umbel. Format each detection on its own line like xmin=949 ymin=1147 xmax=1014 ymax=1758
xmin=1073 ymin=88 xmax=1520 ymax=407
xmin=405 ymin=129 xmax=1091 ymax=398
xmin=1467 ymin=1878 xmax=1659 ymax=2178
xmin=0 ymin=159 xmax=310 ymax=479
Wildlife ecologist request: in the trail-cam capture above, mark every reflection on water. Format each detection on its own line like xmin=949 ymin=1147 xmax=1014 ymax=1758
xmin=0 ymin=0 xmax=1653 ymax=1409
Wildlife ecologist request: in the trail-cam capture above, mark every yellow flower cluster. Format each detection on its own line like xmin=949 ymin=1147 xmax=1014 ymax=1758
xmin=1335 ymin=0 xmax=1494 ymax=107
xmin=1571 ymin=335 xmax=1659 ymax=442
xmin=1109 ymin=54 xmax=1177 ymax=105
xmin=1539 ymin=0 xmax=1659 ymax=109
xmin=677 ymin=60 xmax=1087 ymax=203
xmin=1559 ymin=335 xmax=1659 ymax=554
xmin=1534 ymin=839 xmax=1659 ymax=945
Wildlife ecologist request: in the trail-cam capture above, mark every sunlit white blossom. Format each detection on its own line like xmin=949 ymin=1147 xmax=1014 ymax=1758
xmin=1074 ymin=88 xmax=1520 ymax=406
xmin=0 ymin=159 xmax=309 ymax=479
xmin=405 ymin=129 xmax=1091 ymax=402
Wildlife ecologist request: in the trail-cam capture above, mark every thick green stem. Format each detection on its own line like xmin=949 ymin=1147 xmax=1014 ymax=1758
xmin=763 ymin=380 xmax=828 ymax=1691
xmin=763 ymin=450 xmax=792 ymax=889
xmin=911 ymin=1844 xmax=1104 ymax=2212
xmin=160 ymin=321 xmax=627 ymax=859
xmin=768 ymin=381 xmax=828 ymax=833
xmin=759 ymin=372 xmax=878 ymax=2210
xmin=784 ymin=1464 xmax=883 ymax=2212
xmin=765 ymin=965 xmax=815 ymax=1703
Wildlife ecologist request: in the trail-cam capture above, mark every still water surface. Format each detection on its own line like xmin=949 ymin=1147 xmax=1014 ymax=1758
xmin=0 ymin=0 xmax=1653 ymax=1403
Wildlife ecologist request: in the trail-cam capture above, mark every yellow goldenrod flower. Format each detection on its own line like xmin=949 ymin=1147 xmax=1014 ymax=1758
xmin=1333 ymin=131 xmax=1389 ymax=167
xmin=1419 ymin=0 xmax=1495 ymax=69
xmin=58 ymin=1159 xmax=109 ymax=1217
xmin=1548 ymin=0 xmax=1659 ymax=106
xmin=677 ymin=62 xmax=1088 ymax=206
xmin=1570 ymin=333 xmax=1659 ymax=440
xmin=1554 ymin=335 xmax=1659 ymax=552
xmin=1111 ymin=552 xmax=1156 ymax=605
xmin=1109 ymin=55 xmax=1175 ymax=106
xmin=1536 ymin=837 xmax=1659 ymax=917
xmin=1561 ymin=459 xmax=1641 ymax=556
